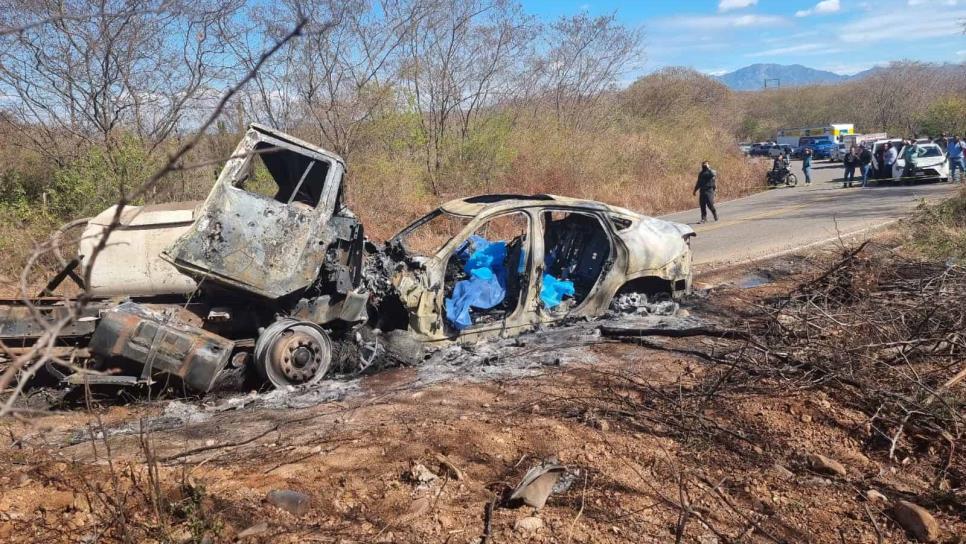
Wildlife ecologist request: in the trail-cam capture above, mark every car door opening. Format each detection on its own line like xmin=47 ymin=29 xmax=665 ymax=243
xmin=542 ymin=210 xmax=610 ymax=312
xmin=444 ymin=212 xmax=529 ymax=331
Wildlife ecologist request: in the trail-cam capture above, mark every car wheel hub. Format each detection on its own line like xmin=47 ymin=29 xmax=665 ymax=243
xmin=255 ymin=319 xmax=332 ymax=388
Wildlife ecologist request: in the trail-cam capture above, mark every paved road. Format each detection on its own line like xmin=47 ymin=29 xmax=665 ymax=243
xmin=661 ymin=159 xmax=961 ymax=268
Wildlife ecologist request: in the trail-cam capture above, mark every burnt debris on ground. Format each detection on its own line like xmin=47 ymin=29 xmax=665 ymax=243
xmin=550 ymin=241 xmax=964 ymax=541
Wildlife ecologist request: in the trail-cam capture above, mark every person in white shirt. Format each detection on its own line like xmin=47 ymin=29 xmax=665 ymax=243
xmin=883 ymin=143 xmax=898 ymax=180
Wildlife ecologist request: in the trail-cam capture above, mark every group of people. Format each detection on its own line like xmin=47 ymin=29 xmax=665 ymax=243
xmin=842 ymin=134 xmax=966 ymax=188
xmin=694 ymin=132 xmax=966 ymax=224
xmin=841 ymin=144 xmax=877 ymax=188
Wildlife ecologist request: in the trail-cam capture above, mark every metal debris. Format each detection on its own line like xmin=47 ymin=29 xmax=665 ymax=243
xmin=508 ymin=460 xmax=568 ymax=509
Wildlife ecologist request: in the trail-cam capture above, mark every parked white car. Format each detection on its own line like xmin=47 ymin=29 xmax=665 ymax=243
xmin=871 ymin=138 xmax=905 ymax=173
xmin=830 ymin=143 xmax=847 ymax=162
xmin=892 ymin=143 xmax=949 ymax=182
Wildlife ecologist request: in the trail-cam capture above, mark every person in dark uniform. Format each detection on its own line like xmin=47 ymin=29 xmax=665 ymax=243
xmin=693 ymin=161 xmax=718 ymax=223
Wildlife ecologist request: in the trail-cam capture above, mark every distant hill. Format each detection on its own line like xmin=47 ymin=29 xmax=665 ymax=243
xmin=716 ymin=63 xmax=848 ymax=90
xmin=716 ymin=62 xmax=964 ymax=91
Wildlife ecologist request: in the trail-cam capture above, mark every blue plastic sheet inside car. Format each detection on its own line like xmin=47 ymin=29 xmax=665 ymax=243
xmin=445 ymin=236 xmax=508 ymax=330
xmin=445 ymin=235 xmax=574 ymax=330
xmin=540 ymin=273 xmax=575 ymax=308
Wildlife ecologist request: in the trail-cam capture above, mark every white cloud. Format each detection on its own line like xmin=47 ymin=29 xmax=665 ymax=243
xmin=746 ymin=43 xmax=840 ymax=57
xmin=839 ymin=8 xmax=966 ymax=42
xmin=817 ymin=61 xmax=887 ymax=75
xmin=718 ymin=0 xmax=758 ymax=12
xmin=957 ymin=50 xmax=966 ymax=56
xmin=667 ymin=13 xmax=785 ymax=30
xmin=796 ymin=0 xmax=841 ymax=16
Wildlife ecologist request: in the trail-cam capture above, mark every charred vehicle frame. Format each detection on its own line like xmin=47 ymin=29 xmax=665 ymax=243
xmin=0 ymin=126 xmax=695 ymax=396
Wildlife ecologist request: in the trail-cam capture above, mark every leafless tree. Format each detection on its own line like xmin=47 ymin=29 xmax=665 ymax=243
xmin=300 ymin=0 xmax=425 ymax=159
xmin=395 ymin=0 xmax=537 ymax=194
xmin=857 ymin=61 xmax=946 ymax=136
xmin=0 ymin=0 xmax=244 ymax=167
xmin=232 ymin=0 xmax=426 ymax=160
xmin=535 ymin=13 xmax=643 ymax=127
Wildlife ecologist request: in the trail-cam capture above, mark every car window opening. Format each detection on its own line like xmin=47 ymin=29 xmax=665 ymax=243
xmin=443 ymin=212 xmax=529 ymax=332
xmin=234 ymin=142 xmax=330 ymax=208
xmin=394 ymin=210 xmax=473 ymax=258
xmin=542 ymin=211 xmax=610 ymax=313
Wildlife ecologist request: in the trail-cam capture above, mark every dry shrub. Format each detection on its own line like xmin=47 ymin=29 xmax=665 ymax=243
xmin=505 ymin=117 xmax=763 ymax=216
xmin=0 ymin=68 xmax=765 ymax=277
xmin=737 ymin=61 xmax=966 ymax=141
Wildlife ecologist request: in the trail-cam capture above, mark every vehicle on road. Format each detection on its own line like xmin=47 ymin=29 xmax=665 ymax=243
xmin=750 ymin=142 xmax=773 ymax=156
xmin=0 ymin=126 xmax=696 ymax=395
xmin=871 ymin=138 xmax=905 ymax=173
xmin=777 ymin=124 xmax=854 ymax=148
xmin=378 ymin=195 xmax=695 ymax=344
xmin=892 ymin=143 xmax=949 ymax=182
xmin=794 ymin=136 xmax=834 ymax=159
xmin=768 ymin=144 xmax=794 ymax=158
xmin=830 ymin=143 xmax=847 ymax=162
xmin=738 ymin=142 xmax=752 ymax=154
xmin=809 ymin=138 xmax=837 ymax=159
xmin=766 ymin=168 xmax=798 ymax=187
xmin=843 ymin=132 xmax=888 ymax=152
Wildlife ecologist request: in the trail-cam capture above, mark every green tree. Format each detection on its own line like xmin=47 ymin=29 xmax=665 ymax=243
xmin=917 ymin=95 xmax=966 ymax=137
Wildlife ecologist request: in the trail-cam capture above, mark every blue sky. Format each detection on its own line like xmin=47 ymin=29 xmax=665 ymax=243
xmin=522 ymin=0 xmax=966 ymax=78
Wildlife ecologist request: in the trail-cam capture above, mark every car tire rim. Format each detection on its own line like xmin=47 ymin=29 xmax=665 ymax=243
xmin=255 ymin=319 xmax=332 ymax=388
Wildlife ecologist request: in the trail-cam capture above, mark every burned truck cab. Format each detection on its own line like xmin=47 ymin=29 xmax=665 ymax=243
xmin=163 ymin=126 xmax=362 ymax=303
xmin=60 ymin=125 xmax=368 ymax=391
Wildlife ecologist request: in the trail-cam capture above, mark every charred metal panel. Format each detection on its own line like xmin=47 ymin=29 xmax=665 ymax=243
xmin=0 ymin=300 xmax=105 ymax=341
xmin=292 ymin=289 xmax=369 ymax=324
xmin=89 ymin=302 xmax=233 ymax=392
xmin=162 ymin=125 xmax=347 ymax=300
xmin=164 ymin=180 xmax=333 ymax=298
xmin=620 ymin=216 xmax=693 ymax=278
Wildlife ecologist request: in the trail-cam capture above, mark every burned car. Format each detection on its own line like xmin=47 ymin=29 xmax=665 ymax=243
xmin=372 ymin=194 xmax=695 ymax=344
xmin=2 ymin=125 xmax=367 ymax=392
xmin=1 ymin=126 xmax=694 ymax=397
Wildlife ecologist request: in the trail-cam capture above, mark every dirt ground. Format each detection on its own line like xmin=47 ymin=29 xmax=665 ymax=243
xmin=0 ymin=241 xmax=963 ymax=543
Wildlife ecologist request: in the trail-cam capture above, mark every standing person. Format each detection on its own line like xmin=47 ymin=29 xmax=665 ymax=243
xmin=948 ymin=135 xmax=965 ymax=183
xmin=936 ymin=132 xmax=949 ymax=151
xmin=884 ymin=142 xmax=898 ymax=181
xmin=692 ymin=161 xmax=719 ymax=223
xmin=902 ymin=140 xmax=918 ymax=181
xmin=874 ymin=143 xmax=886 ymax=178
xmin=859 ymin=145 xmax=873 ymax=187
xmin=802 ymin=148 xmax=813 ymax=185
xmin=842 ymin=146 xmax=858 ymax=188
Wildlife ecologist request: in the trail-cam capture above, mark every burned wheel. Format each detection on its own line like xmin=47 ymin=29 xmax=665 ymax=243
xmin=254 ymin=319 xmax=333 ymax=388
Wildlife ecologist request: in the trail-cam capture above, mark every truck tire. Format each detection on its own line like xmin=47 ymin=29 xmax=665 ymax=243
xmin=254 ymin=319 xmax=333 ymax=388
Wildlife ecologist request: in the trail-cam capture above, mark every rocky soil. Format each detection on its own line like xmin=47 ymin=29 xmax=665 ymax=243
xmin=0 ymin=243 xmax=962 ymax=543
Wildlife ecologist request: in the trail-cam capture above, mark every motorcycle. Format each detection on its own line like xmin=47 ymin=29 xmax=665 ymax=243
xmin=767 ymin=167 xmax=798 ymax=187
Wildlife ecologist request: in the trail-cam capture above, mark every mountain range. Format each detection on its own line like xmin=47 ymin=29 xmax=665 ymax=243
xmin=716 ymin=63 xmax=881 ymax=91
